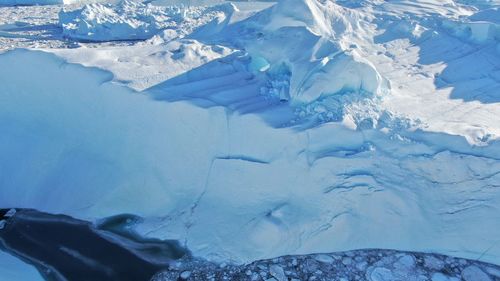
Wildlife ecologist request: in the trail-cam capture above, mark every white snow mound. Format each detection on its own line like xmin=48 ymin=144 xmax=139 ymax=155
xmin=222 ymin=0 xmax=388 ymax=126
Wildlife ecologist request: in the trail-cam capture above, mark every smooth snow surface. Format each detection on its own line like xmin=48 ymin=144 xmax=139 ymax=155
xmin=1 ymin=0 xmax=500 ymax=268
xmin=0 ymin=251 xmax=43 ymax=281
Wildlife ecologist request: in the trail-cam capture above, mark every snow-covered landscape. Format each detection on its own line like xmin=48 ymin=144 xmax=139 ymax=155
xmin=0 ymin=0 xmax=499 ymax=280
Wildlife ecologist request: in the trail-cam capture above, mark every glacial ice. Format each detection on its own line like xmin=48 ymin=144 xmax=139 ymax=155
xmin=1 ymin=49 xmax=500 ymax=266
xmin=1 ymin=0 xmax=500 ymax=271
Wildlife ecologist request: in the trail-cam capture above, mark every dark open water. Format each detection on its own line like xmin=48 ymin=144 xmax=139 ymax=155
xmin=0 ymin=209 xmax=188 ymax=281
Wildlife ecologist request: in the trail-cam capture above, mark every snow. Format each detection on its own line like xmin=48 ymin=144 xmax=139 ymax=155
xmin=4 ymin=209 xmax=16 ymax=217
xmin=443 ymin=8 xmax=500 ymax=44
xmin=470 ymin=8 xmax=500 ymax=24
xmin=1 ymin=0 xmax=104 ymax=5
xmin=59 ymin=1 xmax=238 ymax=41
xmin=49 ymin=39 xmax=233 ymax=90
xmin=0 ymin=252 xmax=43 ymax=281
xmin=179 ymin=271 xmax=191 ymax=279
xmin=0 ymin=0 xmax=500 ymax=271
xmin=2 ymin=49 xmax=500 ymax=266
xmin=0 ymin=49 xmax=227 ymax=219
xmin=226 ymin=0 xmax=389 ymax=107
xmin=462 ymin=266 xmax=493 ymax=281
xmin=269 ymin=264 xmax=286 ymax=281
xmin=1 ymin=0 xmax=62 ymax=4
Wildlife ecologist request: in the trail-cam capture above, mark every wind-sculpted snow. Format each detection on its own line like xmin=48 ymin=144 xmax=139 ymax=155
xmin=59 ymin=0 xmax=238 ymax=41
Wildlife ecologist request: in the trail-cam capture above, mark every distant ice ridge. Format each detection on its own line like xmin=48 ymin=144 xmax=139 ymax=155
xmin=1 ymin=0 xmax=61 ymax=4
xmin=59 ymin=0 xmax=238 ymax=41
xmin=1 ymin=0 xmax=105 ymax=5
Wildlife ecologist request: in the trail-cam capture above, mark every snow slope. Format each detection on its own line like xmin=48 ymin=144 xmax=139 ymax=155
xmin=1 ymin=0 xmax=500 ymax=268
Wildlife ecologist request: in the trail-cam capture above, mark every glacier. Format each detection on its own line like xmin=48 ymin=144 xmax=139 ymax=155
xmin=0 ymin=0 xmax=500 ymax=279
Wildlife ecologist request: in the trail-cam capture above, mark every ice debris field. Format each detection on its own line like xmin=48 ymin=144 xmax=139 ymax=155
xmin=0 ymin=0 xmax=500 ymax=279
